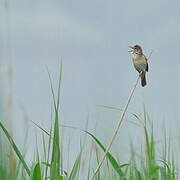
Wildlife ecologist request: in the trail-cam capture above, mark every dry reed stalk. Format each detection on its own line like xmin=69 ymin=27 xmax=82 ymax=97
xmin=91 ymin=73 xmax=141 ymax=179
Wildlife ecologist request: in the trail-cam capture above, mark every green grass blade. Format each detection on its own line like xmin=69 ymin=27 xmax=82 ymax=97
xmin=98 ymin=105 xmax=122 ymax=111
xmin=84 ymin=130 xmax=125 ymax=178
xmin=68 ymin=152 xmax=81 ymax=180
xmin=95 ymin=145 xmax=100 ymax=180
xmin=57 ymin=59 xmax=62 ymax=110
xmin=0 ymin=121 xmax=31 ymax=176
xmin=48 ymin=62 xmax=63 ymax=179
xmin=31 ymin=121 xmax=51 ymax=136
xmin=50 ymin=109 xmax=60 ymax=179
xmin=30 ymin=162 xmax=42 ymax=180
xmin=46 ymin=67 xmax=57 ymax=110
xmin=56 ymin=176 xmax=63 ymax=180
xmin=45 ymin=127 xmax=53 ymax=179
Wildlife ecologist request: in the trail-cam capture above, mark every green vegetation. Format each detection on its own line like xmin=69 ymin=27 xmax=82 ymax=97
xmin=0 ymin=63 xmax=178 ymax=179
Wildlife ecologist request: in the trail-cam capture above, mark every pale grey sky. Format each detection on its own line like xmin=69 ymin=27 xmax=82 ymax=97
xmin=1 ymin=0 xmax=180 ymax=175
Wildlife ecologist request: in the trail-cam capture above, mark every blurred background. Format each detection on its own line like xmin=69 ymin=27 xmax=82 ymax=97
xmin=1 ymin=0 xmax=180 ymax=174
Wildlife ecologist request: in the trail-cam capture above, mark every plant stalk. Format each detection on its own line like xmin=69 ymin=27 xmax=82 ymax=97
xmin=91 ymin=74 xmax=141 ymax=179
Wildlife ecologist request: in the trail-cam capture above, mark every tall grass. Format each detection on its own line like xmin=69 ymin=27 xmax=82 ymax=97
xmin=0 ymin=63 xmax=178 ymax=179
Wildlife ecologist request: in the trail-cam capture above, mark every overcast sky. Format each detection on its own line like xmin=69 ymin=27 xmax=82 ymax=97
xmin=1 ymin=0 xmax=180 ymax=175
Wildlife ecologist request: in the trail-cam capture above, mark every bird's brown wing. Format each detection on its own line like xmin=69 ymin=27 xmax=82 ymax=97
xmin=145 ymin=56 xmax=148 ymax=72
xmin=146 ymin=63 xmax=148 ymax=72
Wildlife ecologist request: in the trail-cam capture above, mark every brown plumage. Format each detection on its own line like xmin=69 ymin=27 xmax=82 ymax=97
xmin=140 ymin=71 xmax=146 ymax=87
xmin=129 ymin=44 xmax=148 ymax=87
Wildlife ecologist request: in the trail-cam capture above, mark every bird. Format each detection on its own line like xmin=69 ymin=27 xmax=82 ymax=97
xmin=129 ymin=45 xmax=148 ymax=87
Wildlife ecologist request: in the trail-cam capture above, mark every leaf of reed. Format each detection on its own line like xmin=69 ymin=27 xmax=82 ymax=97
xmin=68 ymin=152 xmax=81 ymax=180
xmin=57 ymin=59 xmax=63 ymax=110
xmin=98 ymin=105 xmax=122 ymax=111
xmin=50 ymin=112 xmax=60 ymax=179
xmin=55 ymin=175 xmax=63 ymax=180
xmin=48 ymin=61 xmax=63 ymax=179
xmin=45 ymin=127 xmax=52 ymax=179
xmin=0 ymin=121 xmax=31 ymax=176
xmin=31 ymin=121 xmax=50 ymax=136
xmin=47 ymin=67 xmax=57 ymax=111
xmin=95 ymin=145 xmax=100 ymax=180
xmin=84 ymin=130 xmax=125 ymax=178
xmin=119 ymin=163 xmax=129 ymax=169
xmin=30 ymin=162 xmax=42 ymax=180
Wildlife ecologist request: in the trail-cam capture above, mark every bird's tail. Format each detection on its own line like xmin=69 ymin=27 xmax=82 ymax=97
xmin=141 ymin=72 xmax=147 ymax=87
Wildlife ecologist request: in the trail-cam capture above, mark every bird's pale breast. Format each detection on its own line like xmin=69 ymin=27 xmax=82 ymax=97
xmin=133 ymin=54 xmax=147 ymax=73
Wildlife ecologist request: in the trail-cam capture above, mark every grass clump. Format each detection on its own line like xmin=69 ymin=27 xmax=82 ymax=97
xmin=0 ymin=62 xmax=178 ymax=179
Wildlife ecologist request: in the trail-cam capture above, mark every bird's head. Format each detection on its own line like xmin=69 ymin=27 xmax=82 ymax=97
xmin=129 ymin=44 xmax=143 ymax=55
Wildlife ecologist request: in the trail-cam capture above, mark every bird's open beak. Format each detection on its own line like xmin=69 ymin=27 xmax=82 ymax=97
xmin=128 ymin=46 xmax=134 ymax=52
